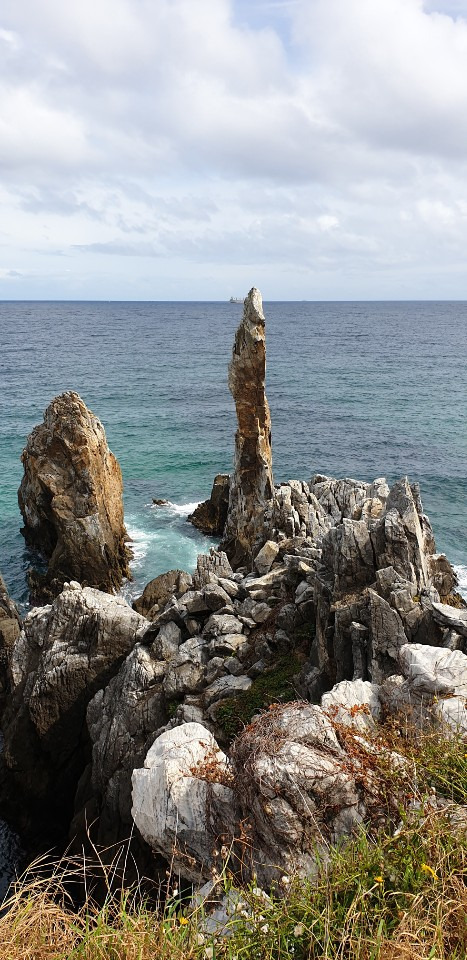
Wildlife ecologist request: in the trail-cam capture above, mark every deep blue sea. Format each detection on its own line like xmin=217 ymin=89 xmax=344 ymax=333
xmin=0 ymin=299 xmax=466 ymax=891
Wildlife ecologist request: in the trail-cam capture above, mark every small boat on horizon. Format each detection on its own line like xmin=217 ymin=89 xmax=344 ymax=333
xmin=229 ymin=296 xmax=244 ymax=304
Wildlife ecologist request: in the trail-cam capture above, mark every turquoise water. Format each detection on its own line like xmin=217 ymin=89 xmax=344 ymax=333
xmin=0 ymin=300 xmax=466 ymax=607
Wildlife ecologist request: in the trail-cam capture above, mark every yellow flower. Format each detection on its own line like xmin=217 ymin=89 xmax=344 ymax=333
xmin=421 ymin=863 xmax=437 ymax=880
xmin=179 ymin=916 xmax=189 ymax=925
xmin=375 ymin=876 xmax=384 ymax=883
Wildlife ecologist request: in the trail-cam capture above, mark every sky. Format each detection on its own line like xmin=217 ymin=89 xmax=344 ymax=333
xmin=1 ymin=0 xmax=467 ymax=300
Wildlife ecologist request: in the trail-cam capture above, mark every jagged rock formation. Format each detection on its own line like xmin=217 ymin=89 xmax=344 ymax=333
xmin=0 ymin=469 xmax=465 ymax=886
xmin=311 ymin=476 xmax=457 ymax=687
xmin=188 ymin=475 xmax=230 ymax=536
xmin=0 ymin=583 xmax=147 ymax=841
xmin=18 ymin=391 xmax=131 ymax=602
xmin=2 ymin=288 xmax=465 ymax=894
xmin=221 ymin=288 xmax=274 ymax=566
xmin=132 ymin=635 xmax=467 ymax=887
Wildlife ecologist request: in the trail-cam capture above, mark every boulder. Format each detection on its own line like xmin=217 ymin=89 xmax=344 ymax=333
xmin=188 ymin=474 xmax=230 ymax=536
xmin=18 ymin=392 xmax=131 ymax=602
xmin=321 ymin=679 xmax=381 ymax=732
xmin=192 ymin=550 xmax=234 ymax=590
xmin=254 ymin=540 xmax=280 ymax=576
xmin=133 ymin=569 xmax=192 ymax=619
xmin=230 ymin=702 xmax=364 ymax=885
xmin=162 ymin=637 xmax=206 ymax=697
xmin=221 ymin=289 xmax=274 ymax=567
xmin=431 ymin=601 xmax=467 ymax=639
xmin=131 ymin=723 xmax=239 ymax=883
xmin=398 ymin=643 xmax=467 ymax=697
xmin=381 ymin=643 xmax=467 ymax=737
xmin=204 ymin=674 xmax=252 ymax=707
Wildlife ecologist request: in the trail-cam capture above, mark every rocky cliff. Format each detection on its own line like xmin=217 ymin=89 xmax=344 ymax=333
xmin=221 ymin=288 xmax=274 ymax=566
xmin=18 ymin=392 xmax=131 ymax=602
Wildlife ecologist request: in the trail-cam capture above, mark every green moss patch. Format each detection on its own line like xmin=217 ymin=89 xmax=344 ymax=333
xmin=215 ymin=654 xmax=304 ymax=741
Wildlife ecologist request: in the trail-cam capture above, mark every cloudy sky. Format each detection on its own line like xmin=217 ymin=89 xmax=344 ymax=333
xmin=1 ymin=0 xmax=467 ymax=300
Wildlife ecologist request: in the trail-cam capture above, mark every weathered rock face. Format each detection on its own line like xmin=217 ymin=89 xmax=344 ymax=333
xmin=131 ymin=696 xmax=428 ymax=888
xmin=0 ymin=582 xmax=147 ymax=840
xmin=132 ymin=723 xmax=239 ymax=883
xmin=381 ymin=642 xmax=467 ymax=737
xmin=188 ymin=475 xmax=230 ymax=537
xmin=221 ymin=289 xmax=274 ymax=567
xmin=312 ymin=476 xmax=458 ymax=687
xmin=18 ymin=391 xmax=131 ymax=602
xmin=133 ymin=568 xmax=192 ymax=620
xmin=0 ymin=574 xmax=21 ymax=710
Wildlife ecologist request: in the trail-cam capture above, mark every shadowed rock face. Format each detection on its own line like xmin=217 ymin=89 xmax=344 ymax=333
xmin=18 ymin=392 xmax=131 ymax=602
xmin=221 ymin=288 xmax=274 ymax=566
xmin=0 ymin=583 xmax=147 ymax=842
xmin=0 ymin=575 xmax=21 ymax=710
xmin=188 ymin=474 xmax=230 ymax=537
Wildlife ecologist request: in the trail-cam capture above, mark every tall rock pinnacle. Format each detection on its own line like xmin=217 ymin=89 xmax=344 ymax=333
xmin=221 ymin=287 xmax=274 ymax=565
xmin=18 ymin=391 xmax=132 ymax=602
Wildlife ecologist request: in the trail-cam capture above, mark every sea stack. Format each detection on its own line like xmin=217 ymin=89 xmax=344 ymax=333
xmin=18 ymin=391 xmax=131 ymax=601
xmin=221 ymin=287 xmax=274 ymax=566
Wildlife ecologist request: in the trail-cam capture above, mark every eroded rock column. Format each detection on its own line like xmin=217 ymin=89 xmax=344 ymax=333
xmin=221 ymin=288 xmax=274 ymax=566
xmin=18 ymin=391 xmax=131 ymax=601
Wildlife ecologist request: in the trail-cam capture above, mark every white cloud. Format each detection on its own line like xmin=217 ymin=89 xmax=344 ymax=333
xmin=1 ymin=0 xmax=467 ymax=297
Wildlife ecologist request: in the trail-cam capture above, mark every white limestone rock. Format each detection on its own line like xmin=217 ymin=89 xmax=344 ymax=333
xmin=398 ymin=643 xmax=467 ymax=696
xmin=230 ymin=702 xmax=364 ymax=885
xmin=321 ymin=679 xmax=381 ymax=732
xmin=131 ymin=723 xmax=238 ymax=883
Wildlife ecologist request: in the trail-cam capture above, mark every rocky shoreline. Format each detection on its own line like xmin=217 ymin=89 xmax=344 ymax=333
xmin=0 ymin=288 xmax=465 ymax=901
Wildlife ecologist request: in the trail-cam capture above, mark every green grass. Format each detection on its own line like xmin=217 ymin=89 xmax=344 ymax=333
xmin=215 ymin=654 xmax=304 ymax=740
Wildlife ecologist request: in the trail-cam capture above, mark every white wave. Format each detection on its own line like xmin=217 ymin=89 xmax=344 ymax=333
xmin=126 ymin=525 xmax=158 ymax=567
xmin=151 ymin=500 xmax=201 ymax=517
xmin=454 ymin=564 xmax=467 ymax=600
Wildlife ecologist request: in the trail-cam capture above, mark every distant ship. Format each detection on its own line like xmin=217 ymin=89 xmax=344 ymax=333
xmin=229 ymin=296 xmax=244 ymax=304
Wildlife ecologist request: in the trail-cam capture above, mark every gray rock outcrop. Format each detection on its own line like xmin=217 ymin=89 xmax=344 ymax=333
xmin=0 ymin=582 xmax=147 ymax=839
xmin=312 ymin=477 xmax=458 ymax=687
xmin=18 ymin=392 xmax=131 ymax=602
xmin=221 ymin=289 xmax=274 ymax=566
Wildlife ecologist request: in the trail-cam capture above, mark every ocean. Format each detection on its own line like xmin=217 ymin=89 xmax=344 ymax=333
xmin=0 ymin=299 xmax=466 ymax=890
